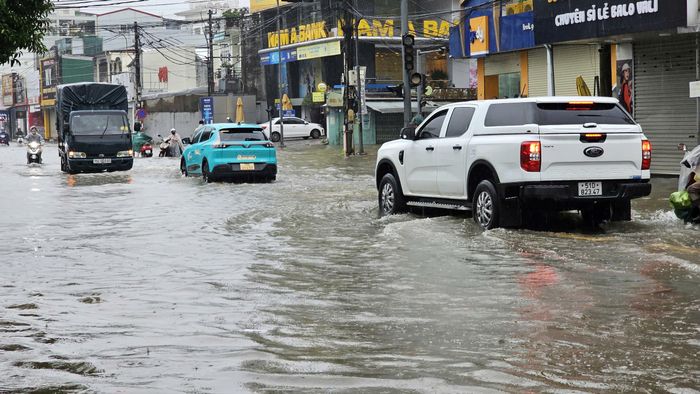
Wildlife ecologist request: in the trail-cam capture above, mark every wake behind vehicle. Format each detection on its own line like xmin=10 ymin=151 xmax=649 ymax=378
xmin=181 ymin=123 xmax=277 ymax=183
xmin=375 ymin=97 xmax=652 ymax=229
xmin=57 ymin=83 xmax=133 ymax=174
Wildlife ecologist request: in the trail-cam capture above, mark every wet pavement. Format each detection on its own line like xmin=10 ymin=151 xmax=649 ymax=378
xmin=0 ymin=142 xmax=698 ymax=393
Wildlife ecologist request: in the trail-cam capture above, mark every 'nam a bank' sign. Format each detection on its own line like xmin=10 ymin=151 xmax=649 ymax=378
xmin=267 ymin=19 xmax=453 ymax=48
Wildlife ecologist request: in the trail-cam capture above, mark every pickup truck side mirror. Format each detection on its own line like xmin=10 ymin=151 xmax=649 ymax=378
xmin=400 ymin=127 xmax=417 ymax=141
xmin=182 ymin=137 xmax=191 ymax=145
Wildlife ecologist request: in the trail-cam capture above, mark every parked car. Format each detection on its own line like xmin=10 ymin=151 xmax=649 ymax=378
xmin=181 ymin=124 xmax=277 ymax=183
xmin=259 ymin=117 xmax=324 ymax=142
xmin=375 ymin=97 xmax=652 ymax=229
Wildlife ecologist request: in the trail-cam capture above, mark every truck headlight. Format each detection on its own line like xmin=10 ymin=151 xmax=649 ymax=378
xmin=117 ymin=150 xmax=133 ymax=158
xmin=68 ymin=151 xmax=86 ymax=159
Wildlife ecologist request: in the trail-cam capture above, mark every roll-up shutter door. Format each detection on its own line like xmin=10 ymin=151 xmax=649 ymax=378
xmin=485 ymin=52 xmax=519 ymax=76
xmin=553 ymin=45 xmax=600 ymax=96
xmin=527 ymin=48 xmax=547 ymax=97
xmin=635 ymin=36 xmax=697 ymax=175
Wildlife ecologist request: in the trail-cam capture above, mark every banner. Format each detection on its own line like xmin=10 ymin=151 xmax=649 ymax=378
xmin=534 ymin=0 xmax=687 ymax=44
xmin=250 ymin=0 xmax=289 ymax=13
xmin=40 ymin=58 xmax=57 ymax=105
xmin=2 ymin=74 xmax=13 ymax=106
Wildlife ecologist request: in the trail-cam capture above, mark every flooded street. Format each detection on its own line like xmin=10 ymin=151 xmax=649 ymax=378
xmin=0 ymin=142 xmax=698 ymax=393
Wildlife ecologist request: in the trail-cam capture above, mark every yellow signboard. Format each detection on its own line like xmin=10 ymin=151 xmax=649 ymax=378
xmin=297 ymin=41 xmax=341 ymax=61
xmin=250 ymin=0 xmax=289 ymax=13
xmin=267 ymin=18 xmax=454 ymax=48
xmin=312 ymin=92 xmax=325 ymax=103
xmin=469 ymin=16 xmax=489 ymax=56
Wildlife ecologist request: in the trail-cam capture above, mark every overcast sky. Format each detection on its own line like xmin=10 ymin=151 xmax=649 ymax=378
xmin=81 ymin=0 xmax=250 ymax=19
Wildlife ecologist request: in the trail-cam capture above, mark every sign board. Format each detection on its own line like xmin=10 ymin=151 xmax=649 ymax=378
xmin=282 ymin=109 xmax=296 ymax=117
xmin=317 ymin=82 xmax=327 ymax=92
xmin=260 ymin=49 xmax=297 ymax=65
xmin=40 ymin=58 xmax=57 ymax=105
xmin=534 ymin=0 xmax=688 ymax=44
xmin=251 ymin=0 xmax=289 ymax=13
xmin=296 ymin=41 xmax=341 ymax=61
xmin=691 ymin=81 xmax=700 ymax=98
xmin=2 ymin=74 xmax=13 ymax=106
xmin=469 ymin=16 xmax=489 ymax=56
xmin=200 ymin=97 xmax=214 ymax=124
xmin=312 ymin=92 xmax=325 ymax=103
xmin=326 ymin=92 xmax=343 ymax=107
xmin=213 ymin=32 xmax=226 ymax=42
xmin=136 ymin=108 xmax=148 ymax=120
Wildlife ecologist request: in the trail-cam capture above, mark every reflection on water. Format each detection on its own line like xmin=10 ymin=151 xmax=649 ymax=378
xmin=0 ymin=144 xmax=698 ymax=393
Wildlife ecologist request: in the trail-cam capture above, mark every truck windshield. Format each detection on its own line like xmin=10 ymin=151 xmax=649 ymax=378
xmin=70 ymin=113 xmax=129 ymax=135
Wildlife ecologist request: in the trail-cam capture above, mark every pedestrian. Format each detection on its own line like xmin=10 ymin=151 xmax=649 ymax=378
xmin=226 ymin=116 xmax=233 ymax=123
xmin=618 ymin=63 xmax=633 ymax=115
xmin=167 ymin=128 xmax=184 ymax=157
xmin=199 ymin=119 xmax=205 ymax=126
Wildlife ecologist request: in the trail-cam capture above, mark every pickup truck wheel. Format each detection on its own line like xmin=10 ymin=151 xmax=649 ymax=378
xmin=473 ymin=180 xmax=500 ymax=230
xmin=378 ymin=173 xmax=406 ymax=216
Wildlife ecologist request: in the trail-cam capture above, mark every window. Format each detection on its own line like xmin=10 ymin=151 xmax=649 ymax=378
xmin=219 ymin=128 xmax=267 ymax=141
xmin=200 ymin=129 xmax=212 ymax=142
xmin=70 ymin=113 xmax=128 ymax=135
xmin=191 ymin=129 xmax=203 ymax=144
xmin=536 ymin=103 xmax=635 ymax=125
xmin=284 ymin=118 xmax=305 ymax=125
xmin=445 ymin=107 xmax=475 ymax=138
xmin=417 ymin=110 xmax=447 ymax=139
xmin=485 ymin=103 xmax=536 ymax=126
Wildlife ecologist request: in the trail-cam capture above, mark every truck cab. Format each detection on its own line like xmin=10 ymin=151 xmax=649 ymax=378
xmin=57 ymin=83 xmax=133 ymax=174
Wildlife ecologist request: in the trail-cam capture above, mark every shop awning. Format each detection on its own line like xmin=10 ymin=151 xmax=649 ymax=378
xmin=366 ymin=101 xmax=439 ymax=114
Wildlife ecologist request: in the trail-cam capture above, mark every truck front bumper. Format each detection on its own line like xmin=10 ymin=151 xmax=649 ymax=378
xmin=68 ymin=158 xmax=133 ymax=173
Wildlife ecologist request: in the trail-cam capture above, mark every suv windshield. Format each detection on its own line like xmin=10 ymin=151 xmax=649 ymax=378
xmin=536 ymin=103 xmax=635 ymax=125
xmin=71 ymin=113 xmax=129 ymax=135
xmin=219 ymin=128 xmax=267 ymax=141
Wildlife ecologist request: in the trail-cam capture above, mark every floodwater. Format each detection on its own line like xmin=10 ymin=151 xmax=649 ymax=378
xmin=0 ymin=142 xmax=698 ymax=393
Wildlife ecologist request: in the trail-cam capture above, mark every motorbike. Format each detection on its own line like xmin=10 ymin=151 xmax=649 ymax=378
xmin=16 ymin=135 xmax=24 ymax=146
xmin=157 ymin=135 xmax=181 ymax=157
xmin=0 ymin=131 xmax=9 ymax=145
xmin=140 ymin=142 xmax=153 ymax=157
xmin=26 ymin=140 xmax=43 ymax=165
xmin=670 ymin=143 xmax=700 ymax=223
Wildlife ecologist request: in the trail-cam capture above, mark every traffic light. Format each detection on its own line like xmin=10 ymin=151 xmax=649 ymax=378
xmin=402 ymin=34 xmax=415 ymax=73
xmin=409 ymin=72 xmax=424 ymax=88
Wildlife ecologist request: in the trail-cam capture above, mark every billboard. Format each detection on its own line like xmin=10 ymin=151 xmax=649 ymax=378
xmin=40 ymin=58 xmax=57 ymax=105
xmin=13 ymin=74 xmax=26 ymax=105
xmin=250 ymin=0 xmax=289 ymax=13
xmin=534 ymin=0 xmax=687 ymax=44
xmin=2 ymin=74 xmax=13 ymax=106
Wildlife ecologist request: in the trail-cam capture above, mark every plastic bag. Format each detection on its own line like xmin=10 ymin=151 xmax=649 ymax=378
xmin=669 ymin=190 xmax=692 ymax=210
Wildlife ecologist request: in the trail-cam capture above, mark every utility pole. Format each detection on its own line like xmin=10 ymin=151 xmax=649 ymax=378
xmin=276 ymin=0 xmax=285 ymax=147
xmin=416 ymin=48 xmax=422 ymax=117
xmin=354 ymin=0 xmax=364 ymax=155
xmin=401 ymin=0 xmax=411 ymax=127
xmin=133 ymin=21 xmax=142 ymax=127
xmin=208 ymin=9 xmax=214 ymax=97
xmin=343 ymin=0 xmax=354 ymax=156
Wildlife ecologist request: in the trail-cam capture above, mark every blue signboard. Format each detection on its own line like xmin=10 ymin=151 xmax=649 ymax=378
xmin=200 ymin=97 xmax=214 ymax=124
xmin=260 ymin=49 xmax=297 ymax=65
xmin=283 ymin=109 xmax=296 ymax=117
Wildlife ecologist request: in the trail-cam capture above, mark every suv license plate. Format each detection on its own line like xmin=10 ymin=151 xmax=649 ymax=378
xmin=93 ymin=158 xmax=112 ymax=164
xmin=240 ymin=163 xmax=255 ymax=171
xmin=578 ymin=182 xmax=602 ymax=196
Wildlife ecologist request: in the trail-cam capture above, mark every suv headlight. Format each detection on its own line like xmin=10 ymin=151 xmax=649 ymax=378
xmin=68 ymin=151 xmax=86 ymax=159
xmin=117 ymin=150 xmax=133 ymax=158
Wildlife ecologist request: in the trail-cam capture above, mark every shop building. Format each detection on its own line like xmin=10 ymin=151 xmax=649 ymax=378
xmin=452 ymin=0 xmax=700 ymax=174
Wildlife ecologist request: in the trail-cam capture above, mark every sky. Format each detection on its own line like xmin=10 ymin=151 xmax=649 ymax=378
xmin=79 ymin=0 xmax=250 ymax=19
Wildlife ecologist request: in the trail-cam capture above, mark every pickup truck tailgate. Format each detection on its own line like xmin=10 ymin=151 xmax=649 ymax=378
xmin=539 ymin=124 xmax=643 ymax=181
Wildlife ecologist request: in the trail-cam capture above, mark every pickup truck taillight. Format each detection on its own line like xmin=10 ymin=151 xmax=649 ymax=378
xmin=520 ymin=141 xmax=541 ymax=172
xmin=641 ymin=139 xmax=652 ymax=170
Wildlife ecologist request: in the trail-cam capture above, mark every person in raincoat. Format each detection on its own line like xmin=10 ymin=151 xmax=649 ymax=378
xmin=131 ymin=122 xmax=152 ymax=155
xmin=166 ymin=128 xmax=184 ymax=157
xmin=681 ymin=146 xmax=700 ymax=209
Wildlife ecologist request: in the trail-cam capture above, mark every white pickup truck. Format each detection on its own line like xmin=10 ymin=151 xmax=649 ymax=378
xmin=375 ymin=97 xmax=652 ymax=229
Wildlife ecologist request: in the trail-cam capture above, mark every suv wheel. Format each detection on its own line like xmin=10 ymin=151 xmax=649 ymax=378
xmin=473 ymin=180 xmax=500 ymax=230
xmin=378 ymin=173 xmax=406 ymax=216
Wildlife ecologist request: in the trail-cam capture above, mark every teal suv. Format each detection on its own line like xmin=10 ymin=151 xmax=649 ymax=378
xmin=181 ymin=124 xmax=277 ymax=182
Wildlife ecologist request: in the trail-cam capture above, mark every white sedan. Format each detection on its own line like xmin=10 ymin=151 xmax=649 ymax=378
xmin=259 ymin=117 xmax=325 ymax=142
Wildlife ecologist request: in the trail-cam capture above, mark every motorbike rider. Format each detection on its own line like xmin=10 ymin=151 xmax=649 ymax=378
xmin=26 ymin=126 xmax=44 ymax=144
xmin=132 ymin=122 xmax=152 ymax=156
xmin=166 ymin=128 xmax=184 ymax=157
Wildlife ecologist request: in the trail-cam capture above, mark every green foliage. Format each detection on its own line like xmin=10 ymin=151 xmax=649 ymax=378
xmin=222 ymin=8 xmax=249 ymax=27
xmin=0 ymin=0 xmax=53 ymax=66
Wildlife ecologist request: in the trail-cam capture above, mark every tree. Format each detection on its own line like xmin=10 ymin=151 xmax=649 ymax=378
xmin=0 ymin=0 xmax=54 ymax=66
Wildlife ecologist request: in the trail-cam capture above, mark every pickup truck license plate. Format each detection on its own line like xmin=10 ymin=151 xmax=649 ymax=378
xmin=93 ymin=158 xmax=112 ymax=164
xmin=239 ymin=163 xmax=255 ymax=171
xmin=578 ymin=182 xmax=602 ymax=196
